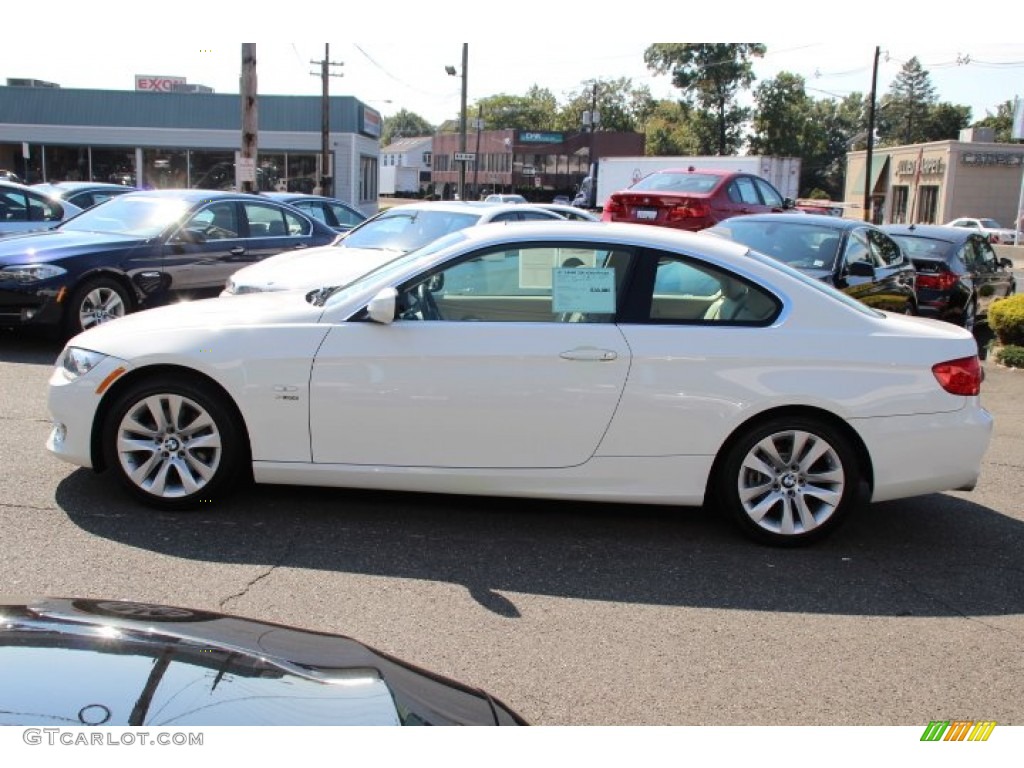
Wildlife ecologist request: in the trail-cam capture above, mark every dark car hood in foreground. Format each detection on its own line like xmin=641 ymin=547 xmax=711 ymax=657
xmin=0 ymin=229 xmax=146 ymax=265
xmin=0 ymin=598 xmax=525 ymax=726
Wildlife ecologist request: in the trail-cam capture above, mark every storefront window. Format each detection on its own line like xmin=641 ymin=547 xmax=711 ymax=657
xmin=91 ymin=148 xmax=137 ymax=186
xmin=43 ymin=146 xmax=89 ymax=182
xmin=142 ymin=149 xmax=188 ymax=189
xmin=286 ymin=154 xmax=318 ymax=193
xmin=890 ymin=186 xmax=909 ymax=224
xmin=190 ymin=150 xmax=236 ymax=190
xmin=258 ymin=153 xmax=286 ymax=191
xmin=360 ymin=155 xmax=378 ymax=203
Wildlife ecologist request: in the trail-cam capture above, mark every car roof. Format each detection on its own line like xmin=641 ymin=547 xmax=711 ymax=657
xmin=881 ymin=224 xmax=975 ymax=243
xmin=720 ymin=213 xmax=865 ymax=230
xmin=116 ymin=189 xmax=266 ymax=202
xmin=35 ymin=181 xmax=134 ymax=191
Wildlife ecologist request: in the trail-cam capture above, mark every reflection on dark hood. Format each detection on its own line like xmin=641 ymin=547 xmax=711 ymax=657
xmin=0 ymin=598 xmax=525 ymax=726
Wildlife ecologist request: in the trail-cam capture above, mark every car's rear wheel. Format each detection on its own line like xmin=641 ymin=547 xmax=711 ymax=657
xmin=716 ymin=416 xmax=862 ymax=546
xmin=102 ymin=376 xmax=246 ymax=510
xmin=65 ymin=277 xmax=131 ymax=337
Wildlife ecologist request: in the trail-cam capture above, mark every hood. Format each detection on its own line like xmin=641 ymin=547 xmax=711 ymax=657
xmin=0 ymin=229 xmax=145 ymax=263
xmin=229 ymin=244 xmax=404 ymax=292
xmin=0 ymin=597 xmax=525 ymax=726
xmin=70 ymin=290 xmax=325 ymax=350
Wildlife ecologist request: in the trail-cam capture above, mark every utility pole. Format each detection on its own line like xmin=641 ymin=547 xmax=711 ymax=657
xmin=472 ymin=105 xmax=483 ymax=199
xmin=459 ymin=43 xmax=468 ymax=201
xmin=310 ymin=44 xmax=344 ymax=198
xmin=863 ymin=46 xmax=880 ymax=222
xmin=239 ymin=44 xmax=258 ymax=193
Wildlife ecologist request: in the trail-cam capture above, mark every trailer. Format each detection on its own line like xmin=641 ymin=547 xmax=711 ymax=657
xmin=573 ymin=156 xmax=802 ymax=210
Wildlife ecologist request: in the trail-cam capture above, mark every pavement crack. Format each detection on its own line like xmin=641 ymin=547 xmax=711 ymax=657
xmin=219 ymin=525 xmax=299 ymax=611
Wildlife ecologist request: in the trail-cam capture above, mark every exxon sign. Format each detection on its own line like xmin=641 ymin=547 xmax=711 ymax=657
xmin=135 ymin=75 xmax=187 ymax=92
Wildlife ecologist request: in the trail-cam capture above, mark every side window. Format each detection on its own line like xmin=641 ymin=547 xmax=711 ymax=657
xmin=957 ymin=243 xmax=977 ymax=269
xmin=731 ymin=177 xmax=761 ymax=205
xmin=0 ymin=190 xmax=29 ymax=222
xmin=329 ymin=203 xmax=364 ymax=228
xmin=649 ymin=254 xmax=778 ymax=324
xmin=972 ymin=237 xmax=997 ymax=269
xmin=295 ymin=201 xmax=329 ymax=225
xmin=868 ymin=230 xmax=904 ymax=266
xmin=396 ymin=245 xmax=632 ymax=324
xmin=754 ymin=178 xmax=783 ymax=207
xmin=187 ymin=202 xmax=239 ymax=239
xmin=519 ymin=211 xmax=559 ymax=221
xmin=843 ymin=230 xmax=877 ymax=268
xmin=27 ymin=193 xmax=63 ymax=222
xmin=242 ymin=202 xmax=310 ymax=237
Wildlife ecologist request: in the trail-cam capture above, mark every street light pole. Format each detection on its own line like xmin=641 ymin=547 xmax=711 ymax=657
xmin=447 ymin=44 xmax=469 ymax=201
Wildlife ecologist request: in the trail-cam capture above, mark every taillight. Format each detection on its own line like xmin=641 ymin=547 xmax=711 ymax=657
xmin=932 ymin=355 xmax=982 ymax=396
xmin=666 ymin=199 xmax=711 ymax=222
xmin=604 ymin=197 xmax=623 ymax=216
xmin=916 ymin=270 xmax=959 ymax=291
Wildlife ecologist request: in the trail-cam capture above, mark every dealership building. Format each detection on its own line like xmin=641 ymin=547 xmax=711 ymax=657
xmin=0 ymin=80 xmax=383 ymax=215
xmin=844 ymin=129 xmax=1024 ymax=227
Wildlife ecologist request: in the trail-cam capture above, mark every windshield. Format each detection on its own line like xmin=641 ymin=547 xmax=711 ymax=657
xmin=978 ymin=219 xmax=1002 ymax=229
xmin=886 ymin=233 xmax=952 ymax=259
xmin=709 ymin=220 xmax=844 ymax=270
xmin=630 ymin=172 xmax=720 ymax=194
xmin=59 ymin=195 xmax=192 ymax=237
xmin=340 ymin=209 xmax=481 ymax=252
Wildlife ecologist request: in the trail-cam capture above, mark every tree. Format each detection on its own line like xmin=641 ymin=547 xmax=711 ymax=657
xmin=641 ymin=100 xmax=703 ymax=155
xmin=463 ymin=86 xmax=560 ymax=132
xmin=924 ymin=103 xmax=972 ymax=141
xmin=555 ymin=78 xmax=655 ymax=133
xmin=748 ymin=72 xmax=813 ymax=158
xmin=974 ymin=100 xmax=1016 ymax=142
xmin=877 ymin=56 xmax=937 ymax=146
xmin=381 ymin=109 xmax=434 ymax=145
xmin=644 ymin=43 xmax=766 ymax=155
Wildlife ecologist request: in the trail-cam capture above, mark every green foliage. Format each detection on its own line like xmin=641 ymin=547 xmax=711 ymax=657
xmin=554 ymin=78 xmax=655 ymax=133
xmin=988 ymin=294 xmax=1024 ymax=347
xmin=470 ymin=88 xmax=559 ymax=132
xmin=381 ymin=109 xmax=435 ymax=145
xmin=974 ymin=100 xmax=1016 ymax=142
xmin=644 ymin=43 xmax=765 ymax=155
xmin=995 ymin=344 xmax=1024 ymax=368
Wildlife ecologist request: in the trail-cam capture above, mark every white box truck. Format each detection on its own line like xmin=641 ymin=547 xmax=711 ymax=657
xmin=573 ymin=156 xmax=802 ymax=210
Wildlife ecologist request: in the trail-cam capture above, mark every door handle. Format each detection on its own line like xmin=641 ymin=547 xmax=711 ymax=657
xmin=560 ymin=347 xmax=618 ymax=362
xmin=229 ymin=247 xmax=246 ymax=256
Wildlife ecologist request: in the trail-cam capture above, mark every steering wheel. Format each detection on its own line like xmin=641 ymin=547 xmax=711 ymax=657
xmin=399 ymin=283 xmax=440 ymax=321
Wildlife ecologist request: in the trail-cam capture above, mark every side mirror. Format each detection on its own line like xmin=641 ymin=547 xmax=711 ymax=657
xmin=782 ymin=198 xmax=796 ymax=209
xmin=366 ymin=287 xmax=398 ymax=324
xmin=999 ymin=257 xmax=1013 ymax=269
xmin=847 ymin=260 xmax=875 ymax=278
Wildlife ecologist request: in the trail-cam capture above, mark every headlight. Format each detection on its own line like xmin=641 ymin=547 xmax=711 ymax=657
xmin=0 ymin=264 xmax=67 ymax=283
xmin=61 ymin=347 xmax=108 ymax=380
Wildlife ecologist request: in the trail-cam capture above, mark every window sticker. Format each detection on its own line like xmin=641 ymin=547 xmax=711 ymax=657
xmin=552 ymin=268 xmax=616 ymax=313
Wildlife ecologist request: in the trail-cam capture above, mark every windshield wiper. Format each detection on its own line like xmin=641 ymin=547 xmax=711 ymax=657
xmin=306 ymin=285 xmax=340 ymax=306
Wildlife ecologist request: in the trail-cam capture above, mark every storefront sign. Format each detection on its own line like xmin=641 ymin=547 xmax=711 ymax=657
xmin=362 ymin=107 xmax=382 ymax=138
xmin=135 ymin=75 xmax=187 ymax=92
xmin=896 ymin=157 xmax=946 ymax=176
xmin=961 ymin=152 xmax=1024 ymax=167
xmin=518 ymin=132 xmax=563 ymax=144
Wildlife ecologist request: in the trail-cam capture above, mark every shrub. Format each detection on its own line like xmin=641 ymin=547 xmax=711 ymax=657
xmin=995 ymin=344 xmax=1024 ymax=369
xmin=988 ymin=294 xmax=1024 ymax=346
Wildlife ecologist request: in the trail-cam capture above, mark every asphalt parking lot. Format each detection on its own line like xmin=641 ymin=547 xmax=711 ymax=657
xmin=0 ymin=325 xmax=1022 ymax=726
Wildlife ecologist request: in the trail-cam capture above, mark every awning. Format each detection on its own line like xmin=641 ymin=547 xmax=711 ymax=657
xmin=851 ymin=154 xmax=890 ymax=194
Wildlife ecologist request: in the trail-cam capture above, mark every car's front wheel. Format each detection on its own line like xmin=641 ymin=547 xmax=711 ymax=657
xmin=65 ymin=277 xmax=131 ymax=337
xmin=102 ymin=376 xmax=247 ymax=509
xmin=716 ymin=416 xmax=863 ymax=546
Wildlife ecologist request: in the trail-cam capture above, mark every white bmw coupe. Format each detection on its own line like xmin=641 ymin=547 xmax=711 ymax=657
xmin=46 ymin=222 xmax=992 ymax=545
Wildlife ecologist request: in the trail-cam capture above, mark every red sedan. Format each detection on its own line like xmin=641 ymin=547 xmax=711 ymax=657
xmin=602 ymin=167 xmax=794 ymax=231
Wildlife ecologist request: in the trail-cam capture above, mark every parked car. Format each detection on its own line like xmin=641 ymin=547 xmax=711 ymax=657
xmin=483 ymin=194 xmax=527 ymax=204
xmin=32 ymin=181 xmax=138 ymax=210
xmin=0 ymin=169 xmax=23 ymax=183
xmin=552 ymin=195 xmax=572 ymax=205
xmin=262 ymin=192 xmax=367 ymax=233
xmin=0 ymin=180 xmax=84 ymax=236
xmin=944 ymin=217 xmax=1019 ymax=245
xmin=0 ymin=189 xmax=339 ymax=337
xmin=0 ymin=597 xmax=526 ymax=725
xmin=48 ymin=221 xmax=991 ymax=546
xmin=705 ymin=213 xmax=918 ymax=314
xmin=222 ymin=200 xmax=566 ymax=296
xmin=882 ymin=224 xmax=1017 ymax=331
xmin=525 ymin=203 xmax=602 ymax=221
xmin=602 ymin=168 xmax=794 ymax=231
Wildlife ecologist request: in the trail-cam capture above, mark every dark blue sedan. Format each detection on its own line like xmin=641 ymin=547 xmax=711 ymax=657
xmin=0 ymin=189 xmax=339 ymax=337
xmin=262 ymin=192 xmax=367 ymax=233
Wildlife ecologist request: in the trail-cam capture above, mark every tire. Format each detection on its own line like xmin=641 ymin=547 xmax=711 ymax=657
xmin=65 ymin=277 xmax=131 ymax=337
xmin=716 ymin=416 xmax=863 ymax=546
xmin=102 ymin=376 xmax=246 ymax=510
